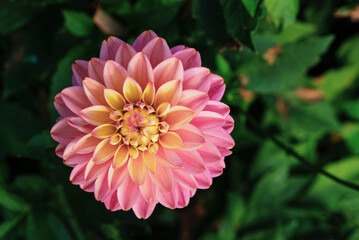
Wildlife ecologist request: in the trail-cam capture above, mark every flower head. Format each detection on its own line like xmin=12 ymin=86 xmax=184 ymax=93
xmin=51 ymin=30 xmax=234 ymax=219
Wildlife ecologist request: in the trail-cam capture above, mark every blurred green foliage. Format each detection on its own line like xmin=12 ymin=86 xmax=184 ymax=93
xmin=1 ymin=0 xmax=359 ymax=239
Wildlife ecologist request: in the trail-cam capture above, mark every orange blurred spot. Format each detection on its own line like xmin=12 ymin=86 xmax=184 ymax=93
xmin=263 ymin=45 xmax=282 ymax=65
xmin=334 ymin=5 xmax=359 ymax=22
xmin=295 ymin=87 xmax=324 ymax=102
xmin=93 ymin=8 xmax=125 ymax=36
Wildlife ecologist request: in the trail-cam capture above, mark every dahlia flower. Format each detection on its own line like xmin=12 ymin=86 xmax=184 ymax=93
xmin=51 ymin=30 xmax=234 ymax=219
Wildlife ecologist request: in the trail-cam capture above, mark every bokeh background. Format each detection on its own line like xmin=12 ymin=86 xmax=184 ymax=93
xmin=1 ymin=0 xmax=359 ymax=239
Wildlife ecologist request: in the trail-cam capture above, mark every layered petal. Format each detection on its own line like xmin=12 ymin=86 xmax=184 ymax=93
xmin=153 ymin=57 xmax=183 ymax=88
xmin=142 ymin=37 xmax=172 ymax=67
xmin=61 ymin=86 xmax=91 ymax=116
xmin=88 ymin=58 xmax=106 ymax=84
xmin=132 ymin=30 xmax=158 ymax=51
xmin=115 ymin=43 xmax=137 ymax=69
xmin=103 ymin=60 xmax=128 ymax=94
xmin=127 ymin=53 xmax=154 ymax=90
xmin=155 ymin=79 xmax=182 ymax=107
xmin=173 ymin=48 xmax=201 ymax=70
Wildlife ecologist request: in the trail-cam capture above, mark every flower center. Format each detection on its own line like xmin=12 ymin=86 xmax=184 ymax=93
xmin=108 ymin=102 xmax=169 ymax=153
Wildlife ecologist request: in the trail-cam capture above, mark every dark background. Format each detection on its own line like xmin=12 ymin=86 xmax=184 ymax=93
xmin=1 ymin=0 xmax=359 ymax=239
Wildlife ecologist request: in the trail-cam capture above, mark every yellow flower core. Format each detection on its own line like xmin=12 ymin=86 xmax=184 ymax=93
xmin=108 ymin=102 xmax=169 ymax=155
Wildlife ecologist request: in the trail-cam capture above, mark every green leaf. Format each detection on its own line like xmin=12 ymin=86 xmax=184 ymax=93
xmin=337 ymin=34 xmax=359 ymax=66
xmin=342 ymin=100 xmax=359 ymax=120
xmin=273 ymin=22 xmax=316 ymax=44
xmin=340 ymin=123 xmax=359 ymax=154
xmin=250 ymin=141 xmax=297 ymax=178
xmin=0 ymin=214 xmax=24 ymax=239
xmin=241 ymin=0 xmax=260 ymax=17
xmin=317 ymin=65 xmax=359 ymax=101
xmin=0 ymin=187 xmax=29 ymax=212
xmin=264 ymin=0 xmax=299 ymax=27
xmin=306 ymin=157 xmax=359 ymax=207
xmin=286 ymin=102 xmax=339 ymax=139
xmin=243 ymin=36 xmax=334 ymax=93
xmin=219 ymin=0 xmax=260 ymax=50
xmin=216 ymin=53 xmax=232 ymax=82
xmin=62 ymin=10 xmax=93 ymax=37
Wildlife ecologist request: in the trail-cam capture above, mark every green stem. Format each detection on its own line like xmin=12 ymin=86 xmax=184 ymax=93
xmin=238 ymin=107 xmax=359 ymax=192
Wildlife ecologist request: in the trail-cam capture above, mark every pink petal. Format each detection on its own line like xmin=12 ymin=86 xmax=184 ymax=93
xmin=92 ymin=139 xmax=118 ymax=164
xmin=183 ymin=67 xmax=211 ymax=92
xmin=133 ymin=195 xmax=156 ymax=219
xmin=127 ymin=52 xmax=154 ymax=90
xmin=128 ymin=155 xmax=147 ymax=186
xmin=193 ymin=170 xmax=212 ymax=189
xmin=83 ymin=77 xmax=108 ymax=106
xmin=203 ymin=101 xmax=230 ymax=117
xmin=153 ymin=57 xmax=184 ymax=89
xmin=207 ymin=160 xmax=225 ymax=178
xmin=80 ymin=179 xmax=95 ymax=192
xmin=178 ymin=90 xmax=209 ymax=115
xmin=55 ymin=143 xmax=66 ymax=158
xmin=132 ymin=30 xmax=158 ymax=51
xmin=165 ymin=106 xmax=194 ymax=130
xmin=157 ymin=147 xmax=184 ymax=168
xmin=170 ymin=45 xmax=185 ymax=54
xmin=72 ymin=60 xmax=89 ymax=86
xmin=197 ymin=140 xmax=221 ymax=165
xmin=173 ymin=150 xmax=206 ymax=174
xmin=117 ymin=174 xmax=140 ymax=210
xmin=88 ymin=58 xmax=106 ymax=84
xmin=70 ymin=161 xmax=87 ymax=185
xmin=54 ymin=93 xmax=73 ymax=117
xmin=104 ymin=190 xmax=121 ymax=211
xmin=51 ymin=118 xmax=82 ymax=144
xmin=62 ymin=136 xmax=82 ymax=159
xmin=139 ymin=176 xmax=157 ymax=202
xmin=176 ymin=184 xmax=191 ymax=208
xmin=157 ymin=187 xmax=178 ymax=209
xmin=67 ymin=117 xmax=92 ymax=133
xmin=61 ymin=86 xmax=91 ymax=116
xmin=142 ymin=37 xmax=172 ymax=68
xmin=207 ymin=74 xmax=225 ymax=101
xmin=99 ymin=40 xmax=108 ymax=60
xmin=173 ymin=48 xmax=201 ymax=70
xmin=108 ymin=164 xmax=127 ymax=190
xmin=223 ymin=115 xmax=234 ymax=133
xmin=155 ymin=79 xmax=182 ymax=107
xmin=203 ymin=128 xmax=235 ymax=150
xmin=85 ymin=158 xmax=111 ymax=181
xmin=106 ymin=36 xmax=125 ymax=60
xmin=103 ymin=60 xmax=128 ymax=94
xmin=115 ymin=43 xmax=137 ymax=69
xmin=190 ymin=111 xmax=226 ymax=129
xmin=172 ymin=169 xmax=197 ymax=190
xmin=94 ymin=170 xmax=110 ymax=201
xmin=64 ymin=153 xmax=92 ymax=167
xmin=73 ymin=133 xmax=102 ymax=154
xmin=149 ymin=163 xmax=174 ymax=192
xmin=173 ymin=124 xmax=205 ymax=150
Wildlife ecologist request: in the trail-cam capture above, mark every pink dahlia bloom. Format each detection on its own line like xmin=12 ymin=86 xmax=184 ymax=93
xmin=51 ymin=30 xmax=234 ymax=219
